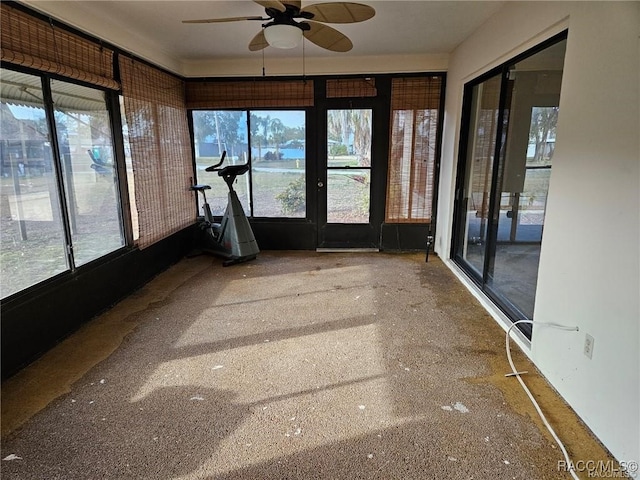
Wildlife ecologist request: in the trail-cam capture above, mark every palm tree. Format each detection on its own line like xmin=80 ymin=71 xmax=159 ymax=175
xmin=269 ymin=118 xmax=285 ymax=160
xmin=260 ymin=114 xmax=271 ymax=144
xmin=251 ymin=114 xmax=272 ymax=161
xmin=250 ymin=113 xmax=264 ymax=161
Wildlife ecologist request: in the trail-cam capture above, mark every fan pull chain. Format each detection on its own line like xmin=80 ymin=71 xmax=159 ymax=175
xmin=262 ymin=45 xmax=265 ymax=77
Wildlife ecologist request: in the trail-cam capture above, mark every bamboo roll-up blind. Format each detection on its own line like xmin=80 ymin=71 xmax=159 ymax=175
xmin=186 ymin=80 xmax=314 ymax=109
xmin=119 ymin=56 xmax=194 ymax=249
xmin=0 ymin=3 xmax=119 ymax=90
xmin=391 ymin=77 xmax=442 ymax=110
xmin=385 ymin=76 xmax=443 ymax=223
xmin=326 ymin=78 xmax=377 ymax=98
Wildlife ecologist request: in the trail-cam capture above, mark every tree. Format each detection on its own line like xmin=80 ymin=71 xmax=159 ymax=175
xmin=259 ymin=114 xmax=271 ymax=143
xmin=285 ymin=125 xmax=304 ymax=141
xmin=215 ymin=111 xmax=244 ymax=159
xmin=350 ymin=109 xmax=372 ymax=166
xmin=250 ymin=113 xmax=265 ymax=161
xmin=327 ymin=109 xmax=350 ymax=148
xmin=269 ymin=118 xmax=285 ymax=159
xmin=529 ymin=106 xmax=558 ymax=163
xmin=250 ymin=113 xmax=273 ymax=161
xmin=193 ymin=111 xmax=216 ymax=146
xmin=327 ymin=109 xmax=372 ymax=164
xmin=193 ymin=111 xmax=245 ymax=158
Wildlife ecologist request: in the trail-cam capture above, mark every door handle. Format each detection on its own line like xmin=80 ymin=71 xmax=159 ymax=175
xmin=317 ymin=180 xmax=324 ymax=188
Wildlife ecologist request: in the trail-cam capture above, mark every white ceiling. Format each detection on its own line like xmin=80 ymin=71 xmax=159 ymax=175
xmin=22 ymin=0 xmax=505 ymax=76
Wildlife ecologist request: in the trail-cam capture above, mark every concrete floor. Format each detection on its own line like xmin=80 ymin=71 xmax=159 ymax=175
xmin=1 ymin=252 xmax=613 ymax=479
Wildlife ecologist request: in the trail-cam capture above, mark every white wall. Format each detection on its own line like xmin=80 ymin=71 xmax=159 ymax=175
xmin=437 ymin=1 xmax=640 ymax=465
xmin=181 ymin=53 xmax=448 ymax=77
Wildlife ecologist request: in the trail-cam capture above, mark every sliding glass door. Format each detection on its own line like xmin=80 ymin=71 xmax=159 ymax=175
xmin=454 ymin=74 xmax=502 ymax=279
xmin=1 ymin=68 xmax=126 ymax=299
xmin=452 ymin=34 xmax=567 ymax=330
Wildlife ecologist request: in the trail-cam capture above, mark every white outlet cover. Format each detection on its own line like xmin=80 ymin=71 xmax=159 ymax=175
xmin=584 ymin=333 xmax=595 ymax=359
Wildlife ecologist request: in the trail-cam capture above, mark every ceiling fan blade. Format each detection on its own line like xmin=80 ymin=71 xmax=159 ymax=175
xmin=301 ymin=2 xmax=375 ymax=23
xmin=249 ymin=30 xmax=269 ymax=51
xmin=302 ymin=21 xmax=352 ymax=52
xmin=282 ymin=0 xmax=302 ymax=9
xmin=254 ymin=0 xmax=287 ymax=12
xmin=183 ymin=16 xmax=264 ymax=24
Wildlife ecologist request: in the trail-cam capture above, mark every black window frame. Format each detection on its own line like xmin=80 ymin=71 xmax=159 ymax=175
xmin=450 ymin=31 xmax=569 ymax=338
xmin=0 ymin=63 xmax=132 ymax=302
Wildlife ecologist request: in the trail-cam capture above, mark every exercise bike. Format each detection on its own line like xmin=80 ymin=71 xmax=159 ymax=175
xmin=190 ymin=151 xmax=259 ymax=266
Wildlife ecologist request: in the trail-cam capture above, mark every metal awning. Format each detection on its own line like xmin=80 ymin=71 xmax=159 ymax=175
xmin=1 ymin=68 xmax=107 ymax=112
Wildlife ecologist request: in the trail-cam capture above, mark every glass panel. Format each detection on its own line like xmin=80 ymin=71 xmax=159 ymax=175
xmin=487 ymin=39 xmax=566 ymax=318
xmin=327 ymin=109 xmax=372 ymax=167
xmin=192 ymin=110 xmax=249 ymax=216
xmin=0 ymin=69 xmax=68 ymax=298
xmin=456 ymin=75 xmax=502 ymax=277
xmin=250 ymin=110 xmax=306 ymax=217
xmin=326 ymin=108 xmax=372 ymax=224
xmin=327 ymin=168 xmax=370 ymax=224
xmin=51 ymin=79 xmax=124 ymax=266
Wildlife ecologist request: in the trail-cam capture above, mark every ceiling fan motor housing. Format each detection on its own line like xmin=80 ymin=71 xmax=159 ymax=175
xmin=264 ymin=4 xmax=314 ymax=28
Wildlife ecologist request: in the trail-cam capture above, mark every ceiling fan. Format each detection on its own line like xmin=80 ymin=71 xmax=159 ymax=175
xmin=182 ymin=0 xmax=375 ymax=52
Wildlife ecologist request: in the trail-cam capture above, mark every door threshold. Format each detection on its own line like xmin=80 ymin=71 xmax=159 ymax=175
xmin=316 ymin=248 xmax=380 ymax=253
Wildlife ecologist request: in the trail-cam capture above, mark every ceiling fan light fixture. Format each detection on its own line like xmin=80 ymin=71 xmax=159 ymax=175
xmin=263 ymin=23 xmax=302 ymax=49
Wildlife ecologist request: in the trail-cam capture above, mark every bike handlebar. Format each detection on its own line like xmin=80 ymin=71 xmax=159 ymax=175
xmin=204 ymin=150 xmax=250 ymax=181
xmin=205 ymin=151 xmax=227 ymax=172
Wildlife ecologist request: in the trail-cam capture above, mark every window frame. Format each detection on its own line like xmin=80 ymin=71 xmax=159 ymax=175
xmin=189 ymin=108 xmax=309 ymax=220
xmin=0 ymin=63 xmax=131 ymax=301
xmin=450 ymin=31 xmax=568 ymax=337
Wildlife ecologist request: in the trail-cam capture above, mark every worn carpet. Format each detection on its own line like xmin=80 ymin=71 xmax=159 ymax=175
xmin=1 ymin=252 xmax=612 ymax=479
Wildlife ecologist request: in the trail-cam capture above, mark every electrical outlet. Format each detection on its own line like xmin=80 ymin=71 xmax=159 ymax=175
xmin=584 ymin=334 xmax=595 ymax=359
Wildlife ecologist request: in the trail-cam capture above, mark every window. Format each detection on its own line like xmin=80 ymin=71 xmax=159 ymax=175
xmin=451 ymin=34 xmax=567 ymax=329
xmin=326 ymin=108 xmax=372 ymax=224
xmin=1 ymin=70 xmax=68 ymax=297
xmin=0 ymin=68 xmax=126 ymax=298
xmin=191 ymin=109 xmax=306 ymax=218
xmin=251 ymin=111 xmax=306 ymax=218
xmin=51 ymin=79 xmax=123 ymax=266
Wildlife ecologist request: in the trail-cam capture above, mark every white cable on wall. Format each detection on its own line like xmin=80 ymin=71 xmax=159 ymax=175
xmin=505 ymin=319 xmax=581 ymax=480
